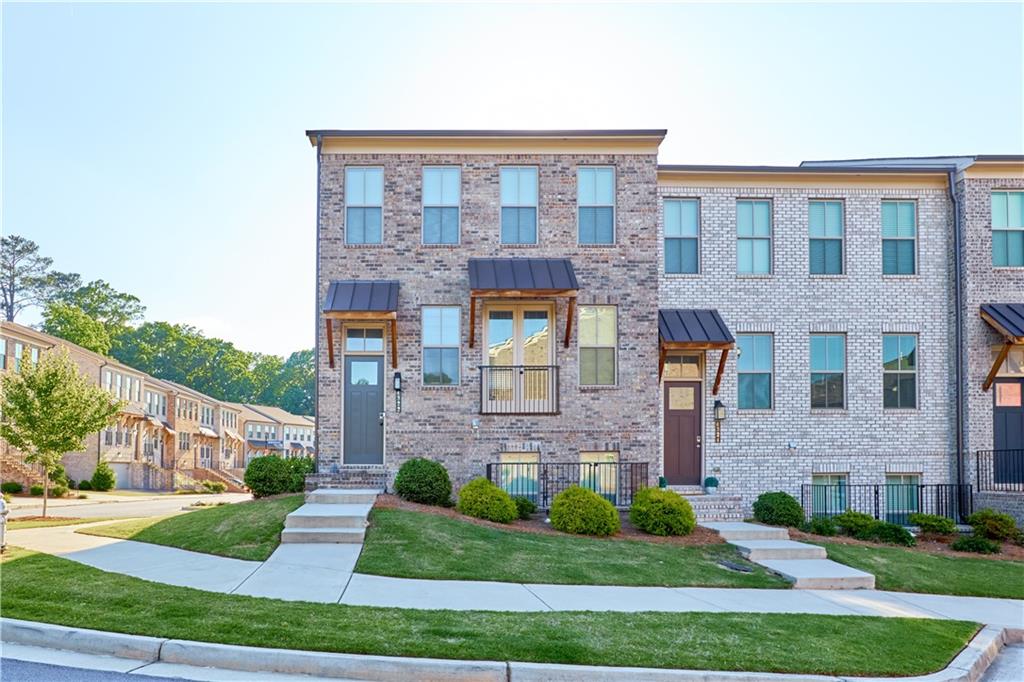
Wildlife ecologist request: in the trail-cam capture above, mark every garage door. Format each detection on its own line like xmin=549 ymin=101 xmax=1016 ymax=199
xmin=109 ymin=463 xmax=131 ymax=490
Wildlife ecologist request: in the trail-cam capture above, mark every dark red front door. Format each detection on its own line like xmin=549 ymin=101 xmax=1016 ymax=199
xmin=664 ymin=381 xmax=701 ymax=485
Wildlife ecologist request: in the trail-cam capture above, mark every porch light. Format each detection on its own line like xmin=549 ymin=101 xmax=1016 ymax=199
xmin=713 ymin=400 xmax=726 ymax=443
xmin=394 ymin=372 xmax=403 ymax=413
xmin=393 ymin=372 xmax=402 ymax=392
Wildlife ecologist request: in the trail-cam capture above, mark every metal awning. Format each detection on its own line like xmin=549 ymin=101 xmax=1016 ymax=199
xmin=980 ymin=303 xmax=1024 ymax=391
xmin=161 ymin=420 xmax=176 ymax=436
xmin=468 ymin=258 xmax=579 ymax=348
xmin=198 ymin=426 xmax=219 ymax=439
xmin=322 ymin=280 xmax=400 ymax=369
xmin=658 ymin=309 xmax=736 ymax=394
xmin=223 ymin=428 xmax=244 ymax=443
xmin=290 ymin=441 xmax=304 ymax=450
xmin=247 ymin=439 xmax=284 ymax=451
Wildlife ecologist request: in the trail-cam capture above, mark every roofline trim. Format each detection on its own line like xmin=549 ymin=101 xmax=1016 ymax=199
xmin=658 ymin=164 xmax=953 ymax=175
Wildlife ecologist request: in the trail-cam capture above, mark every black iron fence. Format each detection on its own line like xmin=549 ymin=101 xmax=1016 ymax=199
xmin=800 ymin=483 xmax=973 ymax=525
xmin=485 ymin=461 xmax=649 ymax=509
xmin=976 ymin=450 xmax=1024 ymax=492
xmin=478 ymin=365 xmax=559 ymax=415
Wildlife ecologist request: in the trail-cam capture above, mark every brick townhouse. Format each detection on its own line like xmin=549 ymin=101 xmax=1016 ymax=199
xmin=307 ymin=129 xmax=1024 ymax=523
xmin=226 ymin=402 xmax=317 ymax=465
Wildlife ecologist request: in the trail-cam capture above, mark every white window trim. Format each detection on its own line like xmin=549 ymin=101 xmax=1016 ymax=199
xmin=344 ymin=166 xmax=384 ymax=245
xmin=576 ymin=166 xmax=616 ymax=246
xmin=880 ymin=199 xmax=919 ymax=277
xmin=808 ymin=199 xmax=846 ymax=276
xmin=421 ymin=165 xmax=462 ymax=246
xmin=421 ymin=305 xmax=462 ymax=388
xmin=577 ymin=304 xmax=618 ymax=388
xmin=736 ymin=333 xmax=774 ymax=411
xmin=500 ymin=165 xmax=540 ymax=245
xmin=736 ymin=198 xmax=774 ymax=275
xmin=882 ymin=333 xmax=919 ymax=411
xmin=663 ymin=197 xmax=701 ymax=275
xmin=810 ymin=333 xmax=847 ymax=411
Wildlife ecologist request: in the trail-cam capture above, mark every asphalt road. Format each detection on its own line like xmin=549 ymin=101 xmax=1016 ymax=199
xmin=7 ymin=492 xmax=251 ymax=520
xmin=0 ymin=659 xmax=187 ymax=682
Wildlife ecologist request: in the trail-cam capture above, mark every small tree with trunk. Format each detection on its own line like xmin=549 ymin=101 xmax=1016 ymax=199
xmin=0 ymin=347 xmax=122 ymax=516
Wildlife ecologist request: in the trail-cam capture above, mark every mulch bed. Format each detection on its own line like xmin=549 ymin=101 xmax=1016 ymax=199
xmin=373 ymin=494 xmax=725 ymax=546
xmin=790 ymin=527 xmax=1024 ymax=562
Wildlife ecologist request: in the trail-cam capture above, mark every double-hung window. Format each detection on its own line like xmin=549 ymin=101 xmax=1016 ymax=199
xmin=422 ymin=306 xmax=460 ymax=385
xmin=578 ymin=305 xmax=617 ymax=385
xmin=664 ymin=199 xmax=699 ymax=274
xmin=885 ymin=473 xmax=920 ymax=525
xmin=577 ymin=167 xmax=615 ymax=244
xmin=501 ymin=167 xmax=538 ymax=244
xmin=422 ymin=167 xmax=460 ymax=244
xmin=737 ymin=200 xmax=772 ymax=274
xmin=13 ymin=343 xmax=23 ymax=372
xmin=883 ymin=334 xmax=917 ymax=409
xmin=0 ymin=338 xmax=5 ymax=370
xmin=809 ymin=200 xmax=844 ymax=274
xmin=992 ymin=191 xmax=1024 ymax=266
xmin=882 ymin=200 xmax=916 ymax=274
xmin=810 ymin=334 xmax=846 ymax=409
xmin=737 ymin=334 xmax=773 ymax=409
xmin=345 ymin=167 xmax=383 ymax=244
xmin=811 ymin=474 xmax=848 ymax=518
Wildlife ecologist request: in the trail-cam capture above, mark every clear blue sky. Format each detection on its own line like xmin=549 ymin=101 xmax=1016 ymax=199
xmin=4 ymin=2 xmax=1022 ymax=356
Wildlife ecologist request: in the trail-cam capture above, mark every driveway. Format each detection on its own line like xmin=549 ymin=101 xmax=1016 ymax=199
xmin=6 ymin=491 xmax=252 ymax=519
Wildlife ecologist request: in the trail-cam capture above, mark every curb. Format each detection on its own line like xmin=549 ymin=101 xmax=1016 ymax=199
xmin=1 ymin=618 xmax=1020 ymax=682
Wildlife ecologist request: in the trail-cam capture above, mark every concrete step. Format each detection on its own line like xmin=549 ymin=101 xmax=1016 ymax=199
xmin=668 ymin=485 xmax=704 ymax=495
xmin=731 ymin=539 xmax=828 ymax=561
xmin=703 ymin=521 xmax=790 ymax=541
xmin=305 ymin=488 xmax=381 ymax=505
xmin=758 ymin=559 xmax=875 ymax=590
xmin=284 ymin=503 xmax=372 ymax=529
xmin=280 ymin=527 xmax=366 ymax=544
xmin=684 ymin=495 xmax=744 ymax=522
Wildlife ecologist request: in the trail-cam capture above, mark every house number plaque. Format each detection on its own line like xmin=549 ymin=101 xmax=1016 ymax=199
xmin=669 ymin=387 xmax=695 ymax=410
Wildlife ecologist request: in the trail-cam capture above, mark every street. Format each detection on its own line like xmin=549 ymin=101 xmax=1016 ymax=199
xmin=0 ymin=659 xmax=186 ymax=682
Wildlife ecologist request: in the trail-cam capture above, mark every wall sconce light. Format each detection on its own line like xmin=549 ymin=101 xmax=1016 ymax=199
xmin=713 ymin=399 xmax=726 ymax=443
xmin=393 ymin=372 xmax=402 ymax=392
xmin=393 ymin=372 xmax=402 ymax=413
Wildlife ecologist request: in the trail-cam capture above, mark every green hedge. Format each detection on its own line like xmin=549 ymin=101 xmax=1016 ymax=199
xmin=513 ymin=496 xmax=537 ymax=520
xmin=244 ymin=456 xmax=292 ymax=498
xmin=752 ymin=492 xmax=803 ymax=527
xmin=1 ymin=481 xmax=23 ymax=495
xmin=550 ymin=485 xmax=620 ymax=537
xmin=950 ymin=534 xmax=1000 ymax=554
xmin=908 ymin=513 xmax=956 ymax=536
xmin=629 ymin=487 xmax=695 ymax=536
xmin=967 ymin=509 xmax=1017 ymax=541
xmin=394 ymin=458 xmax=452 ymax=506
xmin=457 ymin=478 xmax=517 ymax=523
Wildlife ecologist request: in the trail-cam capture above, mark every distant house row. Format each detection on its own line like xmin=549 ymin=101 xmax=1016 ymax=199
xmin=0 ymin=321 xmax=314 ymax=492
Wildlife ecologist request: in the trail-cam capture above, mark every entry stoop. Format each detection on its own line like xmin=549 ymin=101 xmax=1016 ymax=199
xmin=681 ymin=494 xmax=744 ymax=522
xmin=280 ymin=488 xmax=381 ymax=544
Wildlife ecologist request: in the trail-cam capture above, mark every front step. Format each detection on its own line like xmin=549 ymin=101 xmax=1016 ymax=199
xmin=757 ymin=559 xmax=875 ymax=589
xmin=703 ymin=521 xmax=789 ymax=541
xmin=280 ymin=527 xmax=365 ymax=544
xmin=284 ymin=503 xmax=372 ymax=529
xmin=684 ymin=494 xmax=744 ymax=522
xmin=731 ymin=539 xmax=828 ymax=561
xmin=305 ymin=488 xmax=381 ymax=505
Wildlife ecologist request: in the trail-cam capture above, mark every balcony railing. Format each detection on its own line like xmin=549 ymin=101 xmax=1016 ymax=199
xmin=485 ymin=461 xmax=649 ymax=509
xmin=478 ymin=365 xmax=559 ymax=415
xmin=800 ymin=483 xmax=973 ymax=525
xmin=976 ymin=449 xmax=1024 ymax=492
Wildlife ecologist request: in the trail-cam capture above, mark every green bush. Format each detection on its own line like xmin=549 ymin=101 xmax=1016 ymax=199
xmin=513 ymin=496 xmax=537 ymax=520
xmin=201 ymin=480 xmax=227 ymax=494
xmin=77 ymin=480 xmax=93 ymax=491
xmin=629 ymin=487 xmax=696 ymax=536
xmin=49 ymin=464 xmax=69 ymax=488
xmin=752 ymin=491 xmax=804 ymax=527
xmin=855 ymin=521 xmax=916 ymax=546
xmin=394 ymin=458 xmax=452 ymax=506
xmin=833 ymin=510 xmax=877 ymax=536
xmin=550 ymin=485 xmax=621 ymax=536
xmin=908 ymin=513 xmax=957 ymax=536
xmin=801 ymin=516 xmax=837 ymax=536
xmin=1 ymin=481 xmax=23 ymax=495
xmin=457 ymin=478 xmax=517 ymax=523
xmin=90 ymin=461 xmax=116 ymax=492
xmin=50 ymin=484 xmax=69 ymax=498
xmin=29 ymin=484 xmax=44 ymax=496
xmin=951 ymin=534 xmax=1000 ymax=554
xmin=244 ymin=456 xmax=292 ymax=498
xmin=286 ymin=456 xmax=314 ymax=493
xmin=967 ymin=508 xmax=1018 ymax=541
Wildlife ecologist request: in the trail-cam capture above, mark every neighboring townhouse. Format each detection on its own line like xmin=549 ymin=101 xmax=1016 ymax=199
xmin=218 ymin=402 xmax=245 ymax=472
xmin=245 ymin=404 xmax=315 ymax=458
xmin=228 ymin=402 xmax=315 ymax=464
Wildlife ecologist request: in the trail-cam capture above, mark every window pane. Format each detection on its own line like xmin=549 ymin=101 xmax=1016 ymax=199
xmin=422 ymin=308 xmax=441 ymax=345
xmin=739 ymin=373 xmax=771 ymax=409
xmin=500 ymin=168 xmax=518 ymax=205
xmin=440 ymin=307 xmax=459 ymax=345
xmin=681 ymin=239 xmax=698 ymax=273
xmin=440 ymin=348 xmax=460 ymax=384
xmin=579 ymin=207 xmax=596 ymax=243
xmin=665 ymin=238 xmax=682 ymax=273
xmin=595 ymin=168 xmax=614 ymax=204
xmin=825 ymin=201 xmax=843 ymax=237
xmin=594 ymin=207 xmax=614 ymax=243
xmin=440 ymin=207 xmax=459 ymax=243
xmin=579 ymin=306 xmax=597 ymax=346
xmin=578 ymin=168 xmax=596 ymax=205
xmin=897 ymin=239 xmax=915 ymax=273
xmin=1008 ymin=192 xmax=1024 ymax=227
xmin=680 ymin=199 xmax=698 ymax=236
xmin=827 ymin=336 xmax=845 ymax=371
xmin=595 ymin=306 xmax=616 ymax=345
xmin=992 ymin=192 xmax=1008 ymax=228
xmin=441 ymin=168 xmax=459 ymax=205
xmin=883 ymin=373 xmax=900 ymax=408
xmin=882 ymin=335 xmax=900 ymax=370
xmin=810 ymin=239 xmax=826 ymax=274
xmin=518 ymin=168 xmax=537 ymax=204
xmin=993 ymin=231 xmax=1008 ymax=266
xmin=665 ymin=200 xmax=682 ymax=237
xmin=810 ymin=336 xmax=826 ymax=371
xmin=898 ymin=202 xmax=916 ymax=237
xmin=579 ymin=348 xmax=596 ymax=385
xmin=825 ymin=240 xmax=842 ymax=274
xmin=423 ymin=168 xmax=442 ymax=205
xmin=737 ymin=201 xmax=753 ymax=236
xmin=881 ymin=201 xmax=899 ymax=237
xmin=595 ymin=348 xmax=615 ymax=385
xmin=346 ymin=168 xmax=365 ymax=204
xmin=347 ymin=207 xmax=365 ymax=244
xmin=752 ymin=238 xmax=770 ymax=273
xmin=501 ymin=207 xmax=519 ymax=243
xmin=364 ymin=327 xmax=384 ymax=351
xmin=809 ymin=201 xmax=826 ymax=237
xmin=752 ymin=201 xmax=771 ymax=236
xmin=1008 ymin=230 xmax=1024 ymax=266
xmin=423 ymin=207 xmax=442 ymax=244
xmin=345 ymin=328 xmax=364 ymax=352
xmin=423 ymin=348 xmax=442 ymax=385
xmin=738 ymin=239 xmax=753 ymax=273
xmin=363 ymin=168 xmax=383 ymax=205
xmin=899 ymin=373 xmax=917 ymax=408
xmin=363 ymin=208 xmax=382 ymax=244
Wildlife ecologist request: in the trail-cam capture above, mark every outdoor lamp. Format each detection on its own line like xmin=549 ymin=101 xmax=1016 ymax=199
xmin=393 ymin=372 xmax=403 ymax=413
xmin=713 ymin=400 xmax=726 ymax=443
xmin=393 ymin=372 xmax=402 ymax=392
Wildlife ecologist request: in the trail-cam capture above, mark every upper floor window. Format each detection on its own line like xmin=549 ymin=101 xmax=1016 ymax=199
xmin=501 ymin=167 xmax=538 ymax=244
xmin=737 ymin=334 xmax=773 ymax=409
xmin=345 ymin=167 xmax=383 ymax=245
xmin=737 ymin=200 xmax=772 ymax=274
xmin=0 ymin=338 xmax=6 ymax=370
xmin=810 ymin=334 xmax=846 ymax=409
xmin=577 ymin=167 xmax=615 ymax=244
xmin=13 ymin=343 xmax=24 ymax=372
xmin=422 ymin=167 xmax=460 ymax=244
xmin=881 ymin=200 xmax=916 ymax=275
xmin=809 ymin=200 xmax=844 ymax=275
xmin=992 ymin=191 xmax=1024 ymax=266
xmin=30 ymin=347 xmax=39 ymax=366
xmin=578 ymin=305 xmax=617 ymax=386
xmin=664 ymin=199 xmax=699 ymax=274
xmin=883 ymin=334 xmax=917 ymax=409
xmin=422 ymin=306 xmax=460 ymax=386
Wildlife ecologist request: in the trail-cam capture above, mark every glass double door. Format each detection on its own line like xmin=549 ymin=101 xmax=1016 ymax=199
xmin=485 ymin=305 xmax=554 ymax=412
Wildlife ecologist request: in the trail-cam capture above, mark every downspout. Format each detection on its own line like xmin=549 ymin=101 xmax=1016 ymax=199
xmin=948 ymin=169 xmax=965 ymax=491
xmin=314 ymin=134 xmax=323 ymax=476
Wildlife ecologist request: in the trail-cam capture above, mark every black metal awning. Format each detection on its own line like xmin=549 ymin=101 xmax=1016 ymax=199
xmin=658 ymin=309 xmax=735 ymax=394
xmin=322 ymin=280 xmax=400 ymax=369
xmin=980 ymin=303 xmax=1024 ymax=391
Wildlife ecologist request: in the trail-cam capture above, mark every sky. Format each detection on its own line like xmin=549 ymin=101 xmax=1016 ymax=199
xmin=3 ymin=2 xmax=1022 ymax=357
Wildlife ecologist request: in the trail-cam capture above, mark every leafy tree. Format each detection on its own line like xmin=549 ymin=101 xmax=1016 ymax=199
xmin=57 ymin=279 xmax=145 ymax=338
xmin=0 ymin=348 xmax=122 ymax=516
xmin=41 ymin=302 xmax=113 ymax=354
xmin=0 ymin=235 xmax=79 ymax=322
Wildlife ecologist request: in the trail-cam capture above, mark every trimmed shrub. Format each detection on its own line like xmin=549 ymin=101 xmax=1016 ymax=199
xmin=801 ymin=516 xmax=837 ymax=536
xmin=30 ymin=484 xmax=44 ymax=496
xmin=201 ymin=480 xmax=227 ymax=494
xmin=855 ymin=521 xmax=916 ymax=546
xmin=629 ymin=487 xmax=696 ymax=536
xmin=244 ymin=456 xmax=292 ymax=498
xmin=286 ymin=456 xmax=315 ymax=493
xmin=457 ymin=478 xmax=517 ymax=523
xmin=513 ymin=496 xmax=537 ymax=520
xmin=550 ymin=485 xmax=621 ymax=537
xmin=90 ymin=461 xmax=116 ymax=492
xmin=967 ymin=508 xmax=1018 ymax=541
xmin=49 ymin=464 xmax=69 ymax=488
xmin=951 ymin=534 xmax=1000 ymax=554
xmin=50 ymin=484 xmax=69 ymax=498
xmin=68 ymin=479 xmax=77 ymax=490
xmin=77 ymin=480 xmax=93 ymax=491
xmin=394 ymin=458 xmax=452 ymax=506
xmin=908 ymin=513 xmax=957 ymax=536
xmin=1 ymin=481 xmax=23 ymax=495
xmin=752 ymin=491 xmax=804 ymax=527
xmin=833 ymin=510 xmax=877 ymax=537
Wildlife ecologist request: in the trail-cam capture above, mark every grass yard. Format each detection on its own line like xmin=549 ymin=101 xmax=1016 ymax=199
xmin=0 ymin=548 xmax=978 ymax=676
xmin=78 ymin=495 xmax=303 ymax=561
xmin=7 ymin=517 xmax=116 ymax=530
xmin=356 ymin=509 xmax=788 ymax=588
xmin=819 ymin=541 xmax=1024 ymax=599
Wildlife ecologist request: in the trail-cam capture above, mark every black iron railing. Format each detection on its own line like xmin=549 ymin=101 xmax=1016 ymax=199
xmin=478 ymin=365 xmax=559 ymax=415
xmin=800 ymin=483 xmax=973 ymax=525
xmin=976 ymin=449 xmax=1024 ymax=492
xmin=486 ymin=461 xmax=649 ymax=509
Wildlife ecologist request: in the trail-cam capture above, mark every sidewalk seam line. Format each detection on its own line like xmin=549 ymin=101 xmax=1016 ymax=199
xmin=876 ymin=590 xmax=959 ymax=620
xmin=520 ymin=583 xmax=555 ymax=611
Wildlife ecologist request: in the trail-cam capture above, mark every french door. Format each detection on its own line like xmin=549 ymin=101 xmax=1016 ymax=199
xmin=484 ymin=304 xmax=555 ymax=413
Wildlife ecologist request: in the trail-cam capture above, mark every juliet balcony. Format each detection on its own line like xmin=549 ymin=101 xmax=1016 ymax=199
xmin=478 ymin=365 xmax=559 ymax=415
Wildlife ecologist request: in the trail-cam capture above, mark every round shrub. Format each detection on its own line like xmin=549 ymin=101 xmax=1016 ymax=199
xmin=457 ymin=478 xmax=517 ymax=523
xmin=394 ymin=458 xmax=452 ymax=506
xmin=49 ymin=464 xmax=69 ymax=487
xmin=752 ymin=491 xmax=804 ymax=527
xmin=951 ymin=534 xmax=1000 ymax=554
xmin=967 ymin=508 xmax=1018 ymax=541
xmin=77 ymin=480 xmax=93 ymax=491
xmin=286 ymin=456 xmax=315 ymax=493
xmin=550 ymin=485 xmax=621 ymax=537
xmin=855 ymin=521 xmax=916 ymax=546
xmin=50 ymin=484 xmax=69 ymax=498
xmin=802 ymin=516 xmax=837 ymax=536
xmin=833 ymin=510 xmax=877 ymax=537
xmin=629 ymin=487 xmax=696 ymax=536
xmin=90 ymin=461 xmax=116 ymax=492
xmin=30 ymin=484 xmax=44 ymax=496
xmin=1 ymin=481 xmax=23 ymax=495
xmin=908 ymin=513 xmax=957 ymax=536
xmin=513 ymin=496 xmax=537 ymax=520
xmin=201 ymin=480 xmax=227 ymax=494
xmin=244 ymin=456 xmax=292 ymax=498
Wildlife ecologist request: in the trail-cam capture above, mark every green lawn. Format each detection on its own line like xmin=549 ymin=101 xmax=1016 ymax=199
xmin=819 ymin=542 xmax=1024 ymax=599
xmin=356 ymin=509 xmax=788 ymax=588
xmin=7 ymin=517 xmax=117 ymax=530
xmin=0 ymin=548 xmax=977 ymax=676
xmin=78 ymin=495 xmax=303 ymax=561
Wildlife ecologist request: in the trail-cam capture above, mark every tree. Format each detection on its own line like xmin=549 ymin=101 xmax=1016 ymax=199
xmin=0 ymin=347 xmax=122 ymax=516
xmin=57 ymin=279 xmax=145 ymax=338
xmin=41 ymin=302 xmax=113 ymax=355
xmin=0 ymin=235 xmax=79 ymax=322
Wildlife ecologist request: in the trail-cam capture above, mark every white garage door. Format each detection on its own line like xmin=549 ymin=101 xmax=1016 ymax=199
xmin=109 ymin=463 xmax=131 ymax=490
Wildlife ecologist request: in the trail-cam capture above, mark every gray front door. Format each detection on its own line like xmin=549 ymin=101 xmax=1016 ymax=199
xmin=344 ymin=356 xmax=384 ymax=464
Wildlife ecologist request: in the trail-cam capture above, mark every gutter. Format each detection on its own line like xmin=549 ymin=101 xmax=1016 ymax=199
xmin=948 ymin=169 xmax=965 ymax=491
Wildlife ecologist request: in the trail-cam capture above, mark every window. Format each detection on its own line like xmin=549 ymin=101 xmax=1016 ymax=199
xmin=0 ymin=338 xmax=5 ymax=369
xmin=30 ymin=347 xmax=39 ymax=366
xmin=664 ymin=199 xmax=699 ymax=274
xmin=883 ymin=334 xmax=917 ymax=409
xmin=737 ymin=334 xmax=772 ymax=409
xmin=809 ymin=200 xmax=844 ymax=274
xmin=13 ymin=343 xmax=23 ymax=372
xmin=992 ymin=345 xmax=1024 ymax=376
xmin=811 ymin=474 xmax=848 ymax=518
xmin=578 ymin=306 xmax=616 ymax=385
xmin=882 ymin=200 xmax=916 ymax=274
xmin=498 ymin=452 xmax=539 ymax=503
xmin=345 ymin=167 xmax=383 ymax=244
xmin=501 ymin=167 xmax=538 ymax=244
xmin=115 ymin=374 xmax=122 ymax=399
xmin=580 ymin=451 xmax=618 ymax=503
xmin=345 ymin=327 xmax=384 ymax=353
xmin=737 ymin=200 xmax=772 ymax=274
xmin=992 ymin=191 xmax=1024 ymax=266
xmin=810 ymin=334 xmax=845 ymax=409
xmin=885 ymin=474 xmax=920 ymax=525
xmin=422 ymin=167 xmax=460 ymax=244
xmin=422 ymin=306 xmax=460 ymax=385
xmin=577 ymin=167 xmax=615 ymax=244
xmin=179 ymin=433 xmax=191 ymax=451
xmin=662 ymin=354 xmax=701 ymax=380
